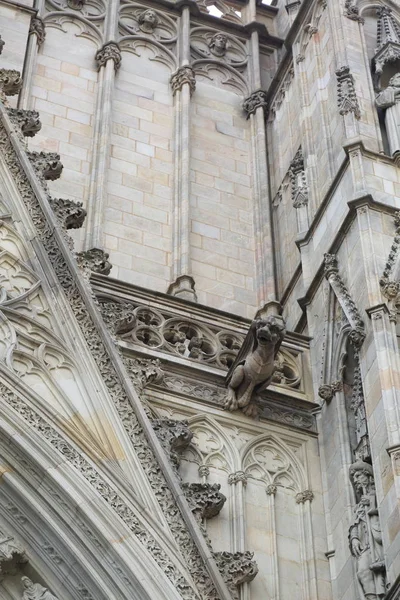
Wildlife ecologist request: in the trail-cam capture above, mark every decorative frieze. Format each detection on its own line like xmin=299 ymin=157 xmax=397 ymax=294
xmin=27 ymin=151 xmax=63 ymax=181
xmin=324 ymin=253 xmax=365 ymax=349
xmin=170 ymin=66 xmax=196 ymax=96
xmin=95 ymin=42 xmax=121 ymax=71
xmin=318 ymin=380 xmax=342 ymax=402
xmin=336 ymin=66 xmax=361 ymax=120
xmin=295 ymin=490 xmax=314 ymax=503
xmin=29 ymin=17 xmax=46 ymax=46
xmin=182 ymin=483 xmax=226 ymax=519
xmin=214 ymin=551 xmax=258 ymax=599
xmin=243 ymin=90 xmax=268 ymax=119
xmin=7 ymin=108 xmax=41 ymax=138
xmin=76 ymin=248 xmax=112 ymax=275
xmin=48 ymin=197 xmax=87 ymax=230
xmin=0 ymin=70 xmax=23 ymax=102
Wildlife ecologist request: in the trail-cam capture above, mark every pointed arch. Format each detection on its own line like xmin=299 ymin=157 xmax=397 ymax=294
xmin=185 ymin=414 xmax=239 ymax=474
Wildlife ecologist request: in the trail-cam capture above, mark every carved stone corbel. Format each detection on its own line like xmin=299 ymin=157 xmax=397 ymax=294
xmin=95 ymin=42 xmax=121 ymax=72
xmin=214 ymin=551 xmax=258 ymax=599
xmin=75 ymin=248 xmax=112 ymax=275
xmin=182 ymin=483 xmax=226 ymax=519
xmin=336 ymin=66 xmax=361 ymax=120
xmin=243 ymin=90 xmax=268 ymax=119
xmin=152 ymin=419 xmax=193 ymax=472
xmin=0 ymin=70 xmax=23 ymax=103
xmin=29 ymin=17 xmax=46 ymax=46
xmin=27 ymin=151 xmax=63 ymax=181
xmin=7 ymin=108 xmax=41 ymax=138
xmin=49 ymin=197 xmax=87 ymax=230
xmin=295 ymin=490 xmax=314 ymax=503
xmin=318 ymin=381 xmax=343 ymax=402
xmin=170 ymin=66 xmax=196 ymax=96
xmin=266 ymin=484 xmax=277 ymax=495
xmin=344 ymin=0 xmax=365 ymax=23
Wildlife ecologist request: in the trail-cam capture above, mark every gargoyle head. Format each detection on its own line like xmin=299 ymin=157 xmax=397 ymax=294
xmin=255 ymin=316 xmax=286 ymax=347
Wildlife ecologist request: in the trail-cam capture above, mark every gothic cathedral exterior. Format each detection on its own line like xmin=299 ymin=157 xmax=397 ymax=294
xmin=0 ymin=0 xmax=399 ymax=599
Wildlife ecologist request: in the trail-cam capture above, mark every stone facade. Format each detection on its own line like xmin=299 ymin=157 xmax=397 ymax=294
xmin=0 ymin=1 xmax=399 ymax=600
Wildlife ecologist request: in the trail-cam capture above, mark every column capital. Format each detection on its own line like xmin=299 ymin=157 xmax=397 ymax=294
xmin=95 ymin=42 xmax=121 ymax=72
xmin=170 ymin=66 xmax=196 ymax=96
xmin=243 ymin=89 xmax=268 ymax=119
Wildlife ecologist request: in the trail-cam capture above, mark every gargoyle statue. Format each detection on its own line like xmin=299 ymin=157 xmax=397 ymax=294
xmin=224 ymin=316 xmax=286 ymax=417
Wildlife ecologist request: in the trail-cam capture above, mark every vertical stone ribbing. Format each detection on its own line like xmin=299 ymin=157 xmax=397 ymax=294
xmin=84 ymin=6 xmax=120 ymax=250
xmin=18 ymin=1 xmax=45 ymax=109
xmin=245 ymin=8 xmax=278 ymax=315
xmin=168 ymin=6 xmax=197 ymax=302
xmin=228 ymin=471 xmax=248 ymax=600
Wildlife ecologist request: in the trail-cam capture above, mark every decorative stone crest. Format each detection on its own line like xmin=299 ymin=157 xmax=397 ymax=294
xmin=295 ymin=490 xmax=314 ymax=503
xmin=152 ymin=418 xmax=193 ymax=472
xmin=0 ymin=70 xmax=23 ymax=102
xmin=243 ymin=90 xmax=268 ymax=119
xmin=7 ymin=108 xmax=41 ymax=138
xmin=324 ymin=253 xmax=365 ymax=349
xmin=29 ymin=17 xmax=46 ymax=46
xmin=76 ymin=248 xmax=112 ymax=275
xmin=228 ymin=471 xmax=248 ymax=486
xmin=170 ymin=66 xmax=196 ymax=96
xmin=182 ymin=483 xmax=226 ymax=520
xmin=49 ymin=197 xmax=87 ymax=230
xmin=138 ymin=9 xmax=159 ymax=33
xmin=336 ymin=66 xmax=361 ymax=120
xmin=27 ymin=151 xmax=63 ymax=181
xmin=349 ymin=461 xmax=386 ymax=599
xmin=318 ymin=381 xmax=342 ymax=402
xmin=0 ymin=529 xmax=27 ymax=580
xmin=214 ymin=551 xmax=258 ymax=599
xmin=95 ymin=42 xmax=121 ymax=71
xmin=21 ymin=576 xmax=59 ymax=600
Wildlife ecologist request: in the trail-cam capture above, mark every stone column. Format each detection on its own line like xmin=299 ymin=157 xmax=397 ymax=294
xmin=228 ymin=470 xmax=248 ymax=600
xmin=265 ymin=484 xmax=279 ymax=600
xmin=243 ymin=18 xmax=278 ymax=316
xmin=18 ymin=2 xmax=46 ymax=110
xmin=296 ymin=490 xmax=318 ymax=600
xmin=84 ymin=4 xmax=120 ymax=250
xmin=167 ymin=5 xmax=197 ymax=302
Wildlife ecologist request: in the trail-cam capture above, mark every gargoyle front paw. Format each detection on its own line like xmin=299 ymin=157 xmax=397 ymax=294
xmin=242 ymin=402 xmax=260 ymax=419
xmin=224 ymin=392 xmax=239 ymax=412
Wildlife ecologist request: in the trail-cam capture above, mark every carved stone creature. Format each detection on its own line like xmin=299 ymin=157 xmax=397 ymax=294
xmin=182 ymin=483 xmax=226 ymax=520
xmin=0 ymin=69 xmax=23 ymax=101
xmin=225 ymin=316 xmax=286 ymax=417
xmin=27 ymin=151 xmax=63 ymax=181
xmin=21 ymin=576 xmax=59 ymax=600
xmin=209 ymin=32 xmax=228 ymax=57
xmin=49 ymin=197 xmax=86 ymax=229
xmin=349 ymin=461 xmax=385 ymax=600
xmin=138 ymin=9 xmax=159 ymax=33
xmin=7 ymin=108 xmax=42 ymax=138
xmin=76 ymin=248 xmax=112 ymax=275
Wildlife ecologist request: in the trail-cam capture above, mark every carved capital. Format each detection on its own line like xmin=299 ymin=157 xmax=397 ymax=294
xmin=152 ymin=418 xmax=193 ymax=472
xmin=198 ymin=465 xmax=210 ymax=478
xmin=336 ymin=66 xmax=361 ymax=119
xmin=29 ymin=16 xmax=46 ymax=46
xmin=49 ymin=197 xmax=86 ymax=230
xmin=182 ymin=482 xmax=226 ymax=519
xmin=324 ymin=253 xmax=339 ymax=277
xmin=27 ymin=151 xmax=63 ymax=181
xmin=318 ymin=381 xmax=342 ymax=401
xmin=243 ymin=90 xmax=268 ymax=119
xmin=95 ymin=42 xmax=121 ymax=71
xmin=170 ymin=66 xmax=196 ymax=96
xmin=0 ymin=69 xmax=23 ymax=102
xmin=295 ymin=489 xmax=314 ymax=503
xmin=76 ymin=248 xmax=112 ymax=275
xmin=228 ymin=471 xmax=248 ymax=486
xmin=266 ymin=484 xmax=277 ymax=495
xmin=7 ymin=108 xmax=42 ymax=138
xmin=214 ymin=551 xmax=258 ymax=597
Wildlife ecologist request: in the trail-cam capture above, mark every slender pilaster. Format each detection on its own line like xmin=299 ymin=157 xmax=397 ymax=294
xmin=228 ymin=470 xmax=248 ymax=600
xmin=244 ymin=9 xmax=278 ymax=316
xmin=19 ymin=1 xmax=45 ymax=110
xmin=266 ymin=484 xmax=279 ymax=600
xmin=296 ymin=491 xmax=318 ymax=600
xmin=168 ymin=5 xmax=196 ymax=302
xmin=84 ymin=5 xmax=120 ymax=249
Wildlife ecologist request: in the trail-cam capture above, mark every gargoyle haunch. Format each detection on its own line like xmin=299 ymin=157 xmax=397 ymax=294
xmin=224 ymin=316 xmax=286 ymax=416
